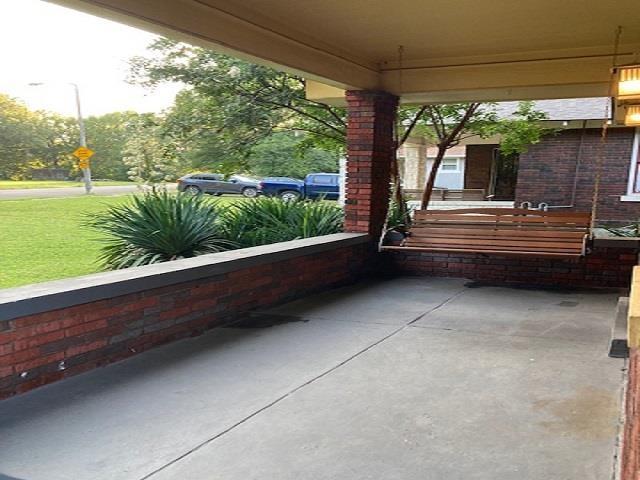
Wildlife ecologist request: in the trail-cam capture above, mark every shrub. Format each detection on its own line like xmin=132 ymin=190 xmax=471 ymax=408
xmin=88 ymin=190 xmax=234 ymax=269
xmin=386 ymin=196 xmax=414 ymax=233
xmin=221 ymin=197 xmax=343 ymax=248
xmin=604 ymin=223 xmax=640 ymax=237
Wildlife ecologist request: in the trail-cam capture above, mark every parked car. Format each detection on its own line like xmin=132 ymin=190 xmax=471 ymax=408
xmin=177 ymin=173 xmax=260 ymax=197
xmin=258 ymin=173 xmax=340 ymax=200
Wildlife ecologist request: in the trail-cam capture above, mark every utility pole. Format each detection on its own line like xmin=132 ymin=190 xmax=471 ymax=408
xmin=72 ymin=83 xmax=92 ymax=194
xmin=28 ymin=82 xmax=92 ymax=193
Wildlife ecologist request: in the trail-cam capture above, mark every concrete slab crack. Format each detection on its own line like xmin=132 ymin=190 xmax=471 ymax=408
xmin=139 ymin=287 xmax=466 ymax=479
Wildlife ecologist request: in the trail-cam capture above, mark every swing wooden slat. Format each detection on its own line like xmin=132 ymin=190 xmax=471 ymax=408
xmin=381 ymin=208 xmax=591 ymax=258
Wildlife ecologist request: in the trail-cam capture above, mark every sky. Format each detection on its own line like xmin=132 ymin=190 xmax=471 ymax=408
xmin=0 ymin=0 xmax=182 ymax=117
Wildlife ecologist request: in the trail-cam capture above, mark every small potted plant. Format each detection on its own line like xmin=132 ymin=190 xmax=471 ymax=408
xmin=383 ymin=198 xmax=414 ymax=246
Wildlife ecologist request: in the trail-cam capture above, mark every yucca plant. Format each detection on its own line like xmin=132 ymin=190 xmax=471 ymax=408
xmin=386 ymin=195 xmax=414 ymax=233
xmin=221 ymin=197 xmax=343 ymax=248
xmin=604 ymin=223 xmax=640 ymax=237
xmin=88 ymin=191 xmax=234 ymax=269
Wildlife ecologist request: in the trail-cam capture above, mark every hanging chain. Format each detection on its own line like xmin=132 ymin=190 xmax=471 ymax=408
xmin=589 ymin=26 xmax=623 ymax=233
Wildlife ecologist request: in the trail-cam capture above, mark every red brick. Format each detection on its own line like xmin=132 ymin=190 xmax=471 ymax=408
xmin=66 ymin=340 xmax=108 ymax=357
xmin=516 ymin=128 xmax=637 ymax=226
xmin=14 ymin=320 xmax=62 ymax=339
xmin=14 ymin=330 xmax=65 ymax=351
xmin=0 ymin=343 xmax=14 ymax=356
xmin=65 ymin=319 xmax=109 ymax=337
xmin=3 ymin=348 xmax=40 ymax=365
xmin=15 ymin=351 xmax=65 ymax=372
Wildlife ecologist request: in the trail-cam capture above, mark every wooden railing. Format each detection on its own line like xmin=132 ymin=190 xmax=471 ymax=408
xmin=404 ymin=188 xmax=487 ymax=201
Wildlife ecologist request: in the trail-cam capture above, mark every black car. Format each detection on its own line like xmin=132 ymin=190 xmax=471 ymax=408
xmin=177 ymin=173 xmax=260 ymax=197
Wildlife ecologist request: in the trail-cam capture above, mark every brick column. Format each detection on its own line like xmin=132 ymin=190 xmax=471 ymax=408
xmin=344 ymin=90 xmax=398 ymax=236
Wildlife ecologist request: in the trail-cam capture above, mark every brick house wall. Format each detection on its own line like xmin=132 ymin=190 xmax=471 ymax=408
xmin=515 ymin=127 xmax=638 ymax=225
xmin=464 ymin=144 xmax=495 ymax=190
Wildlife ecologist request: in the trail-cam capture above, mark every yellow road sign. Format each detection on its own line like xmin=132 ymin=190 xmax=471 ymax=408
xmin=78 ymin=158 xmax=90 ymax=169
xmin=73 ymin=146 xmax=95 ymax=161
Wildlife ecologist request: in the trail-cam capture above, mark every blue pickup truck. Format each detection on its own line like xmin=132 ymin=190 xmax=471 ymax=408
xmin=258 ymin=173 xmax=340 ymax=201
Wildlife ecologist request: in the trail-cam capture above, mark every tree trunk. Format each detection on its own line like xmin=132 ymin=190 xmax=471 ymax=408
xmin=390 ymin=106 xmax=428 ymax=216
xmin=390 ymin=148 xmax=405 ymax=206
xmin=420 ymin=145 xmax=447 ymax=210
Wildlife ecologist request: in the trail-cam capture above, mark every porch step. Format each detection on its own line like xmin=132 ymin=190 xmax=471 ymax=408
xmin=609 ymin=296 xmax=629 ymax=358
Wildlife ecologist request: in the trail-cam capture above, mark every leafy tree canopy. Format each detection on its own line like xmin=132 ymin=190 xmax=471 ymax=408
xmin=85 ymin=111 xmax=145 ymax=180
xmin=129 ymin=38 xmax=347 ymax=157
xmin=0 ymin=94 xmax=80 ymax=179
xmin=122 ymin=114 xmax=179 ymax=184
xmin=247 ymin=132 xmax=338 ymax=179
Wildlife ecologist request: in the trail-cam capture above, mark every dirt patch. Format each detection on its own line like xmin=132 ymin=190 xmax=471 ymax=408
xmin=532 ymin=386 xmax=619 ymax=440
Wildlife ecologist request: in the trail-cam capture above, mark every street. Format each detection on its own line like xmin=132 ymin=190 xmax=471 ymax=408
xmin=0 ymin=184 xmax=175 ymax=200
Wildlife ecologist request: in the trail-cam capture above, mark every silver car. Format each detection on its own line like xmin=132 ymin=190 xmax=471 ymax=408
xmin=177 ymin=173 xmax=260 ymax=197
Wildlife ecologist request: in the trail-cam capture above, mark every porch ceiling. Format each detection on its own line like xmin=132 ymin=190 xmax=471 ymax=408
xmin=49 ymin=0 xmax=640 ymax=103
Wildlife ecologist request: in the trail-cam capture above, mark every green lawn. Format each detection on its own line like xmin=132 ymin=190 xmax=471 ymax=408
xmin=0 ymin=195 xmax=246 ymax=289
xmin=0 ymin=180 xmax=134 ymax=190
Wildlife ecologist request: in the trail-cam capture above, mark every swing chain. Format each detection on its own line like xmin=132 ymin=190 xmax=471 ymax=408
xmin=590 ymin=26 xmax=622 ymax=235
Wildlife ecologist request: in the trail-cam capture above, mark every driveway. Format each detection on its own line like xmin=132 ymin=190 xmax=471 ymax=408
xmin=0 ymin=184 xmax=175 ymax=200
xmin=0 ymin=278 xmax=624 ymax=479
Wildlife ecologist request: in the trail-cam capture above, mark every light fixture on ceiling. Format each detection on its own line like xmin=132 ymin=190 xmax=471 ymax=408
xmin=615 ymin=65 xmax=640 ymax=102
xmin=613 ymin=64 xmax=640 ymax=126
xmin=624 ymin=105 xmax=640 ymax=126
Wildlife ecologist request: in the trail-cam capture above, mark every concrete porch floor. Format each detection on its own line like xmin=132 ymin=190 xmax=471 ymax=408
xmin=0 ymin=277 xmax=626 ymax=480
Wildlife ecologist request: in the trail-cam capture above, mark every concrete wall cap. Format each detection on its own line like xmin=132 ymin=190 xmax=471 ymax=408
xmin=0 ymin=233 xmax=370 ymax=321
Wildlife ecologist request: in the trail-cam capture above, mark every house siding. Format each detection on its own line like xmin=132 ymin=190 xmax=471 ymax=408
xmin=515 ymin=127 xmax=638 ymax=226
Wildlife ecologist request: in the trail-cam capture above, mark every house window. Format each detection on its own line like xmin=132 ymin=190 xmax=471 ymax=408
xmin=440 ymin=158 xmax=460 ymax=172
xmin=623 ymin=129 xmax=640 ymax=200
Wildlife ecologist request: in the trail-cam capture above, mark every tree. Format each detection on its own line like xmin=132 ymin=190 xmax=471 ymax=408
xmin=33 ymin=113 xmax=78 ymax=173
xmin=247 ymin=132 xmax=338 ymax=178
xmin=0 ymin=94 xmax=82 ymax=179
xmin=161 ymin=89 xmax=269 ymax=176
xmin=130 ymin=38 xmax=346 ymax=155
xmin=496 ymin=101 xmax=552 ymax=157
xmin=85 ymin=112 xmax=143 ymax=180
xmin=417 ymin=101 xmax=551 ymax=209
xmin=0 ymin=94 xmax=44 ymax=179
xmin=122 ymin=115 xmax=179 ymax=185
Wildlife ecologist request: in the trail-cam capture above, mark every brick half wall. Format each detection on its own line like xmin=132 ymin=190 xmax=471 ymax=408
xmin=0 ymin=234 xmax=371 ymax=399
xmin=383 ymin=241 xmax=638 ymax=288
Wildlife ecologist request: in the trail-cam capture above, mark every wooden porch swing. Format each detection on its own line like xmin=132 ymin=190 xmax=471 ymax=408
xmin=381 ymin=208 xmax=592 ymax=258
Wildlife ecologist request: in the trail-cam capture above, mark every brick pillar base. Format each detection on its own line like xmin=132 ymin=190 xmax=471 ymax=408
xmin=344 ymin=90 xmax=398 ymax=237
